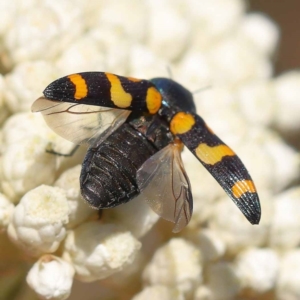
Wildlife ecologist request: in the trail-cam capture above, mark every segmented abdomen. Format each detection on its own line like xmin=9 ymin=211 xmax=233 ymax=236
xmin=80 ymin=123 xmax=158 ymax=209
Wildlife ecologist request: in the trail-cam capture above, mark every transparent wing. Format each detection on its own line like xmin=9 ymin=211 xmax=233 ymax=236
xmin=31 ymin=97 xmax=131 ymax=146
xmin=136 ymin=141 xmax=193 ymax=233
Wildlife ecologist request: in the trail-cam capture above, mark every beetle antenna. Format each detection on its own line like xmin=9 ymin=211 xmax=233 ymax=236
xmin=192 ymin=85 xmax=212 ymax=95
xmin=166 ymin=65 xmax=173 ymax=79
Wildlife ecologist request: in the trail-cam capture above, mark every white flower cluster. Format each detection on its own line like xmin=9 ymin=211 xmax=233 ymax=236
xmin=0 ymin=0 xmax=299 ymax=299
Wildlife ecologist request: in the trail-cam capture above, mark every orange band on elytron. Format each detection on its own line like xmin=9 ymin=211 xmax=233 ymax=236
xmin=146 ymin=86 xmax=162 ymax=114
xmin=170 ymin=112 xmax=196 ymax=135
xmin=68 ymin=74 xmax=88 ymax=100
xmin=232 ymin=180 xmax=256 ymax=198
xmin=106 ymin=73 xmax=132 ymax=108
xmin=195 ymin=143 xmax=235 ymax=165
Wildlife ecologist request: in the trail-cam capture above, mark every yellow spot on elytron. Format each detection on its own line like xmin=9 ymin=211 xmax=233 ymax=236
xmin=232 ymin=180 xmax=256 ymax=198
xmin=106 ymin=73 xmax=132 ymax=108
xmin=195 ymin=143 xmax=235 ymax=165
xmin=127 ymin=76 xmax=141 ymax=82
xmin=146 ymin=87 xmax=162 ymax=114
xmin=68 ymin=74 xmax=88 ymax=100
xmin=170 ymin=112 xmax=195 ymax=135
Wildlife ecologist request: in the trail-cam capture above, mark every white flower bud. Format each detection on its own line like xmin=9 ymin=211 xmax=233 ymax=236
xmin=207 ymin=262 xmax=241 ymax=300
xmin=238 ymin=80 xmax=276 ymax=127
xmin=187 ymin=0 xmax=246 ymax=41
xmin=132 ymin=285 xmax=184 ymax=300
xmin=1 ymin=134 xmax=56 ymax=202
xmin=209 ymin=38 xmax=272 ymax=87
xmin=27 ymin=255 xmax=75 ymax=300
xmin=273 ymin=71 xmax=300 ymax=133
xmin=143 ymin=238 xmax=202 ymax=297
xmin=175 ymin=51 xmax=212 ymax=91
xmin=4 ymin=60 xmax=59 ymax=113
xmin=269 ymin=187 xmax=300 ymax=250
xmin=262 ymin=133 xmax=300 ymax=192
xmin=54 ymin=165 xmax=94 ymax=228
xmin=55 ymin=34 xmax=106 ymax=75
xmin=2 ymin=112 xmax=53 ymax=148
xmin=103 ymin=193 xmax=159 ymax=238
xmin=194 ymin=285 xmax=213 ymax=300
xmin=235 ymin=248 xmax=279 ymax=294
xmin=106 ymin=251 xmax=146 ymax=290
xmin=90 ymin=0 xmax=147 ymax=42
xmin=63 ymin=222 xmax=141 ymax=282
xmin=129 ymin=45 xmax=167 ymax=80
xmin=8 ymin=185 xmax=69 ymax=256
xmin=4 ymin=3 xmax=84 ymax=64
xmin=276 ymin=250 xmax=300 ymax=300
xmin=0 ymin=1 xmax=16 ymax=35
xmin=237 ymin=13 xmax=279 ymax=56
xmin=197 ymin=229 xmax=226 ymax=263
xmin=146 ymin=0 xmax=191 ymax=61
xmin=1 ymin=112 xmax=79 ymax=201
xmin=79 ymin=27 xmax=130 ymax=76
xmin=209 ymin=195 xmax=269 ymax=255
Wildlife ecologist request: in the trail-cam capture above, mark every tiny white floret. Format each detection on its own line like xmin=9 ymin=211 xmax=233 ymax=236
xmin=146 ymin=0 xmax=191 ymax=61
xmin=209 ymin=197 xmax=267 ymax=255
xmin=186 ymin=0 xmax=246 ymax=42
xmin=197 ymin=229 xmax=226 ymax=262
xmin=276 ymin=250 xmax=300 ymax=300
xmin=143 ymin=238 xmax=202 ymax=297
xmin=8 ymin=185 xmax=69 ymax=256
xmin=209 ymin=38 xmax=272 ymax=87
xmin=132 ymin=285 xmax=184 ymax=300
xmin=54 ymin=165 xmax=94 ymax=228
xmin=273 ymin=71 xmax=300 ymax=132
xmin=269 ymin=187 xmax=300 ymax=250
xmin=90 ymin=0 xmax=147 ymax=42
xmin=1 ymin=134 xmax=57 ymax=202
xmin=194 ymin=285 xmax=213 ymax=300
xmin=207 ymin=262 xmax=241 ymax=300
xmin=129 ymin=45 xmax=167 ymax=79
xmin=2 ymin=112 xmax=48 ymax=147
xmin=4 ymin=60 xmax=59 ymax=113
xmin=63 ymin=222 xmax=141 ymax=282
xmin=237 ymin=13 xmax=279 ymax=56
xmin=4 ymin=3 xmax=84 ymax=64
xmin=237 ymin=80 xmax=276 ymax=127
xmin=235 ymin=248 xmax=279 ymax=294
xmin=103 ymin=192 xmax=159 ymax=238
xmin=27 ymin=254 xmax=75 ymax=300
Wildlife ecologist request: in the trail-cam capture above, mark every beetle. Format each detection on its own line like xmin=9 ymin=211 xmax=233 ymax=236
xmin=32 ymin=72 xmax=261 ymax=232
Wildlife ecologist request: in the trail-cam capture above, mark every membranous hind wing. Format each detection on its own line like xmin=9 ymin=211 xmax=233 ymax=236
xmin=170 ymin=112 xmax=261 ymax=224
xmin=32 ymin=98 xmax=131 ymax=146
xmin=136 ymin=140 xmax=193 ymax=233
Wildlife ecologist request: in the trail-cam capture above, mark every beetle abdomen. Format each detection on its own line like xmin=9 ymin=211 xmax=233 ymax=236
xmin=80 ymin=123 xmax=157 ymax=209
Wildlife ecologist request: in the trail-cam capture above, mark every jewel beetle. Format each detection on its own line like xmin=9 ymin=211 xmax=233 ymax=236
xmin=32 ymin=72 xmax=261 ymax=232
